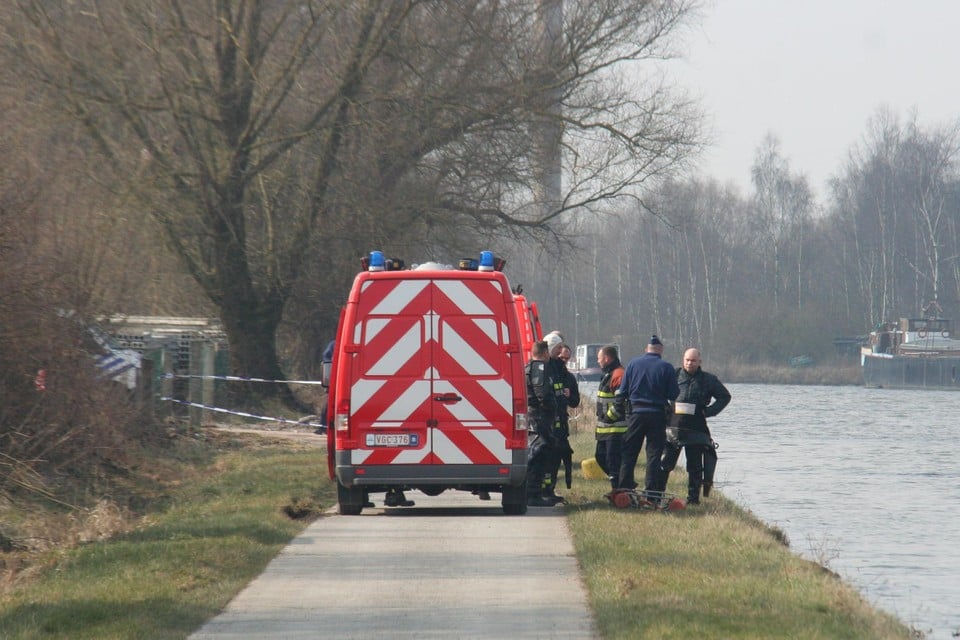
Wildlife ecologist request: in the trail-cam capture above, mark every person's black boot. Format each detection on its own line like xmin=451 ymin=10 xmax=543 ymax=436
xmin=385 ymin=489 xmax=415 ymax=507
xmin=702 ymin=481 xmax=713 ymax=497
xmin=526 ymin=490 xmax=554 ymax=507
xmin=527 ymin=496 xmax=555 ymax=507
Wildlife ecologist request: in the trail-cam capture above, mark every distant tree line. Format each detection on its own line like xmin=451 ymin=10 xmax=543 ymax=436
xmin=514 ymin=112 xmax=960 ymax=365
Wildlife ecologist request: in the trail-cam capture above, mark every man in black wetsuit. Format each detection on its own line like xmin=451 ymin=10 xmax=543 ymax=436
xmin=661 ymin=348 xmax=731 ymax=504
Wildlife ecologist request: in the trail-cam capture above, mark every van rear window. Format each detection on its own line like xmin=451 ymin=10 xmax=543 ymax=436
xmin=437 ymin=317 xmax=502 ymax=377
xmin=359 ymin=315 xmax=426 ymax=378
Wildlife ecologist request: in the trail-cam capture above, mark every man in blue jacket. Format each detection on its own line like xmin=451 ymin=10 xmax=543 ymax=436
xmin=610 ymin=335 xmax=679 ymax=496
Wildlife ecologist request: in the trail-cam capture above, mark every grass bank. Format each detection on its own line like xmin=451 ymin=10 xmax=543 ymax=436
xmin=0 ymin=426 xmax=912 ymax=639
xmin=0 ymin=430 xmax=333 ymax=640
xmin=562 ymin=427 xmax=913 ymax=639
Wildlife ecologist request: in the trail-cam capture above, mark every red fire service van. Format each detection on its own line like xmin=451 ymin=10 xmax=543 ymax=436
xmin=326 ymin=250 xmax=530 ymax=515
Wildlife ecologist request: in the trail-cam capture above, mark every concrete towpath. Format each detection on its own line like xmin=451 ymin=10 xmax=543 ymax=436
xmin=190 ymin=489 xmax=598 ymax=639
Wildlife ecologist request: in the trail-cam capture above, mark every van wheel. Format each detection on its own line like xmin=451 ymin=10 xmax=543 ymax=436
xmin=501 ymin=484 xmax=528 ymax=515
xmin=337 ymin=481 xmax=364 ymax=516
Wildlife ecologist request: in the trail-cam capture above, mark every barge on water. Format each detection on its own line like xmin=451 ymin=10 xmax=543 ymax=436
xmin=861 ymin=303 xmax=960 ymax=390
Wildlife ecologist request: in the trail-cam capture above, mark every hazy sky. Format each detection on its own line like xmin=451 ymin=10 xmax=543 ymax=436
xmin=671 ymin=0 xmax=960 ymax=200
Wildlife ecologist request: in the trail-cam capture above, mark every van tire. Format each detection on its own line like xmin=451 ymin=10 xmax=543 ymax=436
xmin=337 ymin=481 xmax=364 ymax=516
xmin=502 ymin=484 xmax=528 ymax=515
xmin=339 ymin=503 xmax=362 ymax=516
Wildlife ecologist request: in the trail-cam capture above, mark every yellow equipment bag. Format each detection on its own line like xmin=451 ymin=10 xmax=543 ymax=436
xmin=581 ymin=457 xmax=606 ymax=480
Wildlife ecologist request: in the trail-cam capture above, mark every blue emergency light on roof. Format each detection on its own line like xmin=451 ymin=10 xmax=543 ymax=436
xmin=478 ymin=251 xmax=495 ymax=272
xmin=360 ymin=251 xmax=405 ymax=272
xmin=367 ymin=250 xmax=386 ymax=272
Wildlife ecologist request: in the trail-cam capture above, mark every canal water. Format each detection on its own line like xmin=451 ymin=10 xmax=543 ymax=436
xmin=709 ymin=383 xmax=959 ymax=638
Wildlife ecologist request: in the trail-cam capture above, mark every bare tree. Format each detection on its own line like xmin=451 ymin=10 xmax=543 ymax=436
xmin=4 ymin=0 xmax=703 ymax=399
xmin=898 ymin=119 xmax=960 ymax=306
xmin=830 ymin=110 xmax=960 ymax=324
xmin=830 ymin=110 xmax=902 ymax=326
xmin=750 ymin=134 xmax=813 ymax=311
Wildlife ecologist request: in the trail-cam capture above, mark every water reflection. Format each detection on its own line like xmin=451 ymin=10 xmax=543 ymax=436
xmin=712 ymin=384 xmax=959 ymax=639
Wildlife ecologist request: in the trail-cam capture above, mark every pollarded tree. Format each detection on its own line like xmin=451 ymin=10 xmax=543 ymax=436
xmin=3 ymin=1 xmax=703 ymax=398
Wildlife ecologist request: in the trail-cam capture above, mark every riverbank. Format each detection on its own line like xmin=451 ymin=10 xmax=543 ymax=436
xmin=0 ymin=427 xmax=912 ymax=638
xmin=562 ymin=428 xmax=912 ymax=639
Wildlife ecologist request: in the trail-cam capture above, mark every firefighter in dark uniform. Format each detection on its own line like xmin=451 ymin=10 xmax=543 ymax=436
xmin=525 ymin=340 xmax=560 ymax=507
xmin=544 ymin=343 xmax=580 ymax=503
xmin=661 ymin=348 xmax=731 ymax=504
xmin=539 ymin=334 xmax=571 ymax=503
xmin=596 ymin=344 xmax=627 ymax=490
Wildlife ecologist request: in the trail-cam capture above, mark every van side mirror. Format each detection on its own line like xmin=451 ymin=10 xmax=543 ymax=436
xmin=322 ymin=361 xmax=332 ymax=388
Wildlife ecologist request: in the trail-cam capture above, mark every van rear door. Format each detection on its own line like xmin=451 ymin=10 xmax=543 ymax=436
xmin=347 ymin=275 xmax=520 ymax=468
xmin=348 ymin=278 xmax=432 ymax=466
xmin=429 ymin=277 xmax=517 ymax=465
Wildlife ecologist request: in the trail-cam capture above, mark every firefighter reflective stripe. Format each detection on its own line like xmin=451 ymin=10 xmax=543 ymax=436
xmin=596 ymin=423 xmax=628 ymax=435
xmin=597 ymin=389 xmax=628 ymax=434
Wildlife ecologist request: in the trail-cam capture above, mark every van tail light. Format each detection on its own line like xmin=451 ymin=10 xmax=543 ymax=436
xmin=514 ymin=412 xmax=528 ymax=431
xmin=336 ymin=412 xmax=349 ymax=432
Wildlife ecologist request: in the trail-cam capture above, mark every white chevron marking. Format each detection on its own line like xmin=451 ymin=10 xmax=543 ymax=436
xmin=370 ymin=280 xmax=428 ymax=315
xmin=351 ymin=378 xmax=388 ymax=415
xmin=367 ymin=322 xmax=421 ymax=376
xmin=378 ymin=379 xmax=431 ymax=421
xmin=472 ymin=428 xmax=512 ymax=463
xmin=435 ymin=280 xmax=495 ymax=315
xmin=431 ymin=429 xmax=472 ymax=464
xmin=432 ymin=380 xmax=490 ymax=424
xmin=478 ymin=378 xmax=514 ymax=414
xmin=441 ymin=322 xmax=495 ymax=376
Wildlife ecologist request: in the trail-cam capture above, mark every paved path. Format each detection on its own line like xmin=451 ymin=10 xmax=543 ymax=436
xmin=190 ymin=490 xmax=598 ymax=639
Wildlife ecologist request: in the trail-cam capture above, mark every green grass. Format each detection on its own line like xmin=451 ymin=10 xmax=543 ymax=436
xmin=0 ymin=427 xmax=913 ymax=639
xmin=562 ymin=426 xmax=913 ymax=639
xmin=0 ymin=433 xmax=334 ymax=640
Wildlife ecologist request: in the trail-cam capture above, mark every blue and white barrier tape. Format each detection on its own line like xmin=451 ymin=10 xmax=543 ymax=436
xmin=160 ymin=396 xmax=326 ymax=429
xmin=163 ymin=373 xmax=325 ymax=385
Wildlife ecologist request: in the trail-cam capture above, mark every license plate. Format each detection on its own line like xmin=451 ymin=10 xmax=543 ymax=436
xmin=366 ymin=433 xmax=419 ymax=447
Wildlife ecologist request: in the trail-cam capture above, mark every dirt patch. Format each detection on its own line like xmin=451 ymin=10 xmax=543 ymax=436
xmin=205 ymin=425 xmax=327 ymax=448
